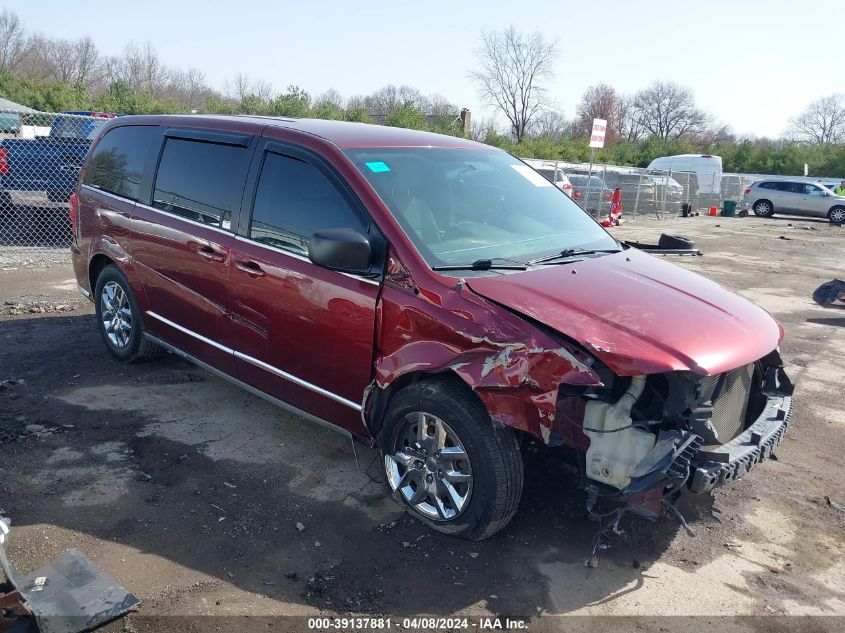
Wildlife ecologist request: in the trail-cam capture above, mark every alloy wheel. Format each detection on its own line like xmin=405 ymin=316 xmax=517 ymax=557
xmin=754 ymin=201 xmax=772 ymax=216
xmin=830 ymin=208 xmax=845 ymax=224
xmin=100 ymin=281 xmax=132 ymax=348
xmin=384 ymin=412 xmax=473 ymax=521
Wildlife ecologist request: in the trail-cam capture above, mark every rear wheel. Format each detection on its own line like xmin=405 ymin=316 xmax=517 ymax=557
xmin=380 ymin=379 xmax=523 ymax=540
xmin=94 ymin=265 xmax=161 ymax=362
xmin=828 ymin=206 xmax=845 ymax=225
xmin=753 ymin=200 xmax=774 ymax=217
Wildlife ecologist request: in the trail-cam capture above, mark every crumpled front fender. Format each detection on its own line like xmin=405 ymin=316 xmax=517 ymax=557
xmin=370 ymin=282 xmax=602 ymax=442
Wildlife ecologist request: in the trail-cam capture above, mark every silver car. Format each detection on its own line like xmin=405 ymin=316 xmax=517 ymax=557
xmin=744 ymin=180 xmax=845 ymax=223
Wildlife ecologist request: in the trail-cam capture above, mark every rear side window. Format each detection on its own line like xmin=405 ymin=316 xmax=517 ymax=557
xmin=775 ymin=182 xmax=804 ymax=193
xmin=152 ymin=138 xmax=249 ymax=231
xmin=83 ymin=125 xmax=158 ymax=201
xmin=758 ymin=182 xmax=776 ymax=189
xmin=249 ymin=151 xmax=367 ymax=255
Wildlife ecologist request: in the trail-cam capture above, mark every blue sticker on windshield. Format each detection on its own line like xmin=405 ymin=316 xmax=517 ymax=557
xmin=365 ymin=161 xmax=391 ymax=173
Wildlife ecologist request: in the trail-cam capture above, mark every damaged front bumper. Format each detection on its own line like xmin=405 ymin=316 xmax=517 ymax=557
xmin=689 ymin=390 xmax=792 ymax=493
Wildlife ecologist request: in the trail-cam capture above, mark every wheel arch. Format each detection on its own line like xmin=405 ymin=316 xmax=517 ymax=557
xmin=827 ymin=205 xmax=845 ymax=223
xmin=87 ymin=242 xmax=150 ymax=314
xmin=365 ymin=369 xmax=489 ymax=445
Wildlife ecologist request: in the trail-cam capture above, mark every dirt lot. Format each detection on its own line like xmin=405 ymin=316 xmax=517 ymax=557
xmin=0 ymin=213 xmax=843 ymax=631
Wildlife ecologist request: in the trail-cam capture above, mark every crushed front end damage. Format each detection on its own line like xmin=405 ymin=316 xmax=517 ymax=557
xmin=367 ymin=250 xmax=793 ymax=527
xmin=570 ymin=350 xmax=794 ymax=519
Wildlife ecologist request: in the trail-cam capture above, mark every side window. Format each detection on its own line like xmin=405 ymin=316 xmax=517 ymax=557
xmin=249 ymin=151 xmax=367 ymax=255
xmin=152 ymin=138 xmax=249 ymax=231
xmin=758 ymin=182 xmax=775 ymax=190
xmin=805 ymin=184 xmax=824 ymax=196
xmin=83 ymin=125 xmax=158 ymax=201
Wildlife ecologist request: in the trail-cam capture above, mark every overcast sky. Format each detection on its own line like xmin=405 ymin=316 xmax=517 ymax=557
xmin=9 ymin=0 xmax=838 ymax=137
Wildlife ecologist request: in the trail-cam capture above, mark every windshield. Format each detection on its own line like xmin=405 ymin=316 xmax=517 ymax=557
xmin=344 ymin=148 xmax=618 ymax=268
xmin=51 ymin=118 xmax=107 ymax=141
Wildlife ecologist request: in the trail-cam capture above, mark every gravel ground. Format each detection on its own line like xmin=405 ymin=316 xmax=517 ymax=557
xmin=0 ymin=212 xmax=843 ymax=632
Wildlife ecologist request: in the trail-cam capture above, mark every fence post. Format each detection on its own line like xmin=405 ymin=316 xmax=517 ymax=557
xmin=633 ymin=170 xmax=643 ymax=218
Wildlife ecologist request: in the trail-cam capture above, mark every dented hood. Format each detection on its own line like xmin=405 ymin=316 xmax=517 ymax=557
xmin=466 ymin=248 xmax=781 ymax=376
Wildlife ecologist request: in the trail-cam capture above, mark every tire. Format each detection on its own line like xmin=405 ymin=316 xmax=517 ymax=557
xmin=657 ymin=233 xmax=695 ymax=250
xmin=828 ymin=206 xmax=845 ymax=225
xmin=379 ymin=378 xmax=523 ymax=540
xmin=94 ymin=265 xmax=161 ymax=362
xmin=753 ymin=200 xmax=774 ymax=217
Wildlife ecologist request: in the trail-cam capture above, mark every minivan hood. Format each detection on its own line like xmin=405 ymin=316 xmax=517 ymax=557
xmin=466 ymin=249 xmax=780 ymax=376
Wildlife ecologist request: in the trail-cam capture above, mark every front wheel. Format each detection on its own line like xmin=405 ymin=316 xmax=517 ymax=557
xmin=828 ymin=206 xmax=845 ymax=225
xmin=380 ymin=379 xmax=523 ymax=540
xmin=753 ymin=200 xmax=774 ymax=217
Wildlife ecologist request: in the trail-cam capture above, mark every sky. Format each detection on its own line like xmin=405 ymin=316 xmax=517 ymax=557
xmin=7 ymin=0 xmax=839 ymax=138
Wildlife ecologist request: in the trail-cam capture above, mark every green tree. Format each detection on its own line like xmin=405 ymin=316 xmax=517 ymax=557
xmin=270 ymin=85 xmax=310 ymax=117
xmin=385 ymin=104 xmax=427 ymax=130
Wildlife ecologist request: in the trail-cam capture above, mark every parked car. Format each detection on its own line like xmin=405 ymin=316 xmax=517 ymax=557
xmin=72 ymin=116 xmax=793 ymax=539
xmin=599 ymin=170 xmax=658 ymax=214
xmin=534 ymin=165 xmax=574 ymax=197
xmin=0 ymin=112 xmax=117 ymax=208
xmin=743 ymin=179 xmax=845 ymax=223
xmin=649 ymin=175 xmax=684 ymax=213
xmin=566 ymin=174 xmax=612 ymax=216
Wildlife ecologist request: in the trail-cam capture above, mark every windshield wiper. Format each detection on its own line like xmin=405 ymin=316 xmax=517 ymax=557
xmin=432 ymin=258 xmax=527 ymax=271
xmin=527 ymin=247 xmax=621 ymax=266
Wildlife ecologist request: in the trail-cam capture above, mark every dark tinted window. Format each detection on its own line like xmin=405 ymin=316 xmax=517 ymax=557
xmin=249 ymin=152 xmax=366 ymax=254
xmin=774 ymin=182 xmax=804 ymax=193
xmin=758 ymin=182 xmax=776 ymax=189
xmin=83 ymin=125 xmax=157 ymax=201
xmin=152 ymin=138 xmax=249 ymax=230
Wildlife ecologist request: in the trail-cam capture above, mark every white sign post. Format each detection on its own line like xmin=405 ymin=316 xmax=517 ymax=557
xmin=589 ymin=118 xmax=607 ymax=149
xmin=585 ymin=118 xmax=607 ymax=212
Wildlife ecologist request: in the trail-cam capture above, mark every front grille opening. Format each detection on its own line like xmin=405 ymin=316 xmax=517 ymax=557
xmin=702 ymin=363 xmax=755 ymax=448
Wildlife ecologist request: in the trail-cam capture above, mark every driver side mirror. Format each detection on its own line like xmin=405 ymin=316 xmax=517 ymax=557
xmin=308 ymin=228 xmax=372 ymax=273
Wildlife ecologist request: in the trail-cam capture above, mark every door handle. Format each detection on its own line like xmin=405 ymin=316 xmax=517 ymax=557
xmin=196 ymin=245 xmax=225 ymax=263
xmin=235 ymin=260 xmax=266 ymax=277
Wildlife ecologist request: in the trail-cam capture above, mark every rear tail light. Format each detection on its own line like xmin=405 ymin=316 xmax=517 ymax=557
xmin=743 ymin=188 xmax=751 ymax=194
xmin=572 ymin=190 xmax=583 ymax=199
xmin=602 ymin=192 xmax=612 ymax=201
xmin=69 ymin=192 xmax=79 ymax=237
xmin=0 ymin=148 xmax=8 ymax=176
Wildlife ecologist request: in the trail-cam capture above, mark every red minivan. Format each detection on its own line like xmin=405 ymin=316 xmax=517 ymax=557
xmin=71 ymin=116 xmax=793 ymax=539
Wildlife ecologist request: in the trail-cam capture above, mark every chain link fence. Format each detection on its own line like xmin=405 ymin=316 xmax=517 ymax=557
xmin=522 ymin=158 xmax=728 ymax=219
xmin=0 ymin=109 xmax=117 ymax=267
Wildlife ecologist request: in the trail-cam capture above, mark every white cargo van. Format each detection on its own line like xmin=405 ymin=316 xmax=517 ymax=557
xmin=647 ymin=154 xmax=723 ymax=204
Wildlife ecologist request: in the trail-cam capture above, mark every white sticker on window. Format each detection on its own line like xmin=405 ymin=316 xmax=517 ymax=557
xmin=510 ymin=164 xmax=553 ymax=187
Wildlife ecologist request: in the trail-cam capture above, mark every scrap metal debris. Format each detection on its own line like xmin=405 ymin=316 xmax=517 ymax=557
xmin=0 ymin=517 xmax=139 ymax=633
xmin=812 ymin=279 xmax=845 ymax=306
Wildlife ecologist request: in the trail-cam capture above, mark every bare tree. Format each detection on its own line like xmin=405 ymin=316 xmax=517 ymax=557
xmin=788 ymin=94 xmax=845 ymax=145
xmin=630 ymin=81 xmax=707 ymax=142
xmin=532 ymin=110 xmax=570 ymax=140
xmin=470 ymin=26 xmax=558 ymax=141
xmin=616 ymin=96 xmax=647 ymax=143
xmin=0 ymin=10 xmax=27 ymax=74
xmin=32 ymin=36 xmax=102 ymax=88
xmin=226 ymin=73 xmax=272 ymax=103
xmin=107 ymin=42 xmax=169 ymax=96
xmin=574 ymin=83 xmax=622 ymax=141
